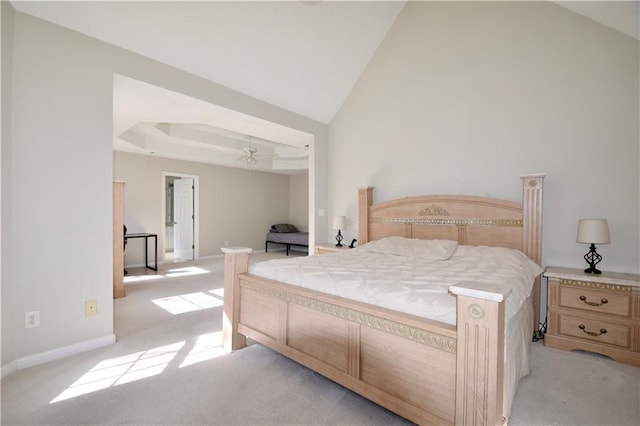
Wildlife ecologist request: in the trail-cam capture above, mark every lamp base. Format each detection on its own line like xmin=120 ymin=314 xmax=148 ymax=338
xmin=583 ymin=243 xmax=603 ymax=275
xmin=335 ymin=230 xmax=343 ymax=247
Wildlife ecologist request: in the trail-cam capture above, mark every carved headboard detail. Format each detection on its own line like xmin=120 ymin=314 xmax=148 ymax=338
xmin=358 ymin=174 xmax=544 ymax=264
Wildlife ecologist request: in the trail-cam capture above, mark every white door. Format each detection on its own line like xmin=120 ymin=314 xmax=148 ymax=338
xmin=173 ymin=178 xmax=194 ymax=260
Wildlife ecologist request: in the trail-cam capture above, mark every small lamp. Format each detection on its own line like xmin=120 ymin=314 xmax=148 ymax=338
xmin=576 ymin=219 xmax=610 ymax=274
xmin=332 ymin=215 xmax=346 ymax=247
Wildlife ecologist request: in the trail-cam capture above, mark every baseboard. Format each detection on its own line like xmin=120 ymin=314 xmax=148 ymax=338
xmin=1 ymin=359 xmax=17 ymax=379
xmin=11 ymin=334 xmax=116 ymax=373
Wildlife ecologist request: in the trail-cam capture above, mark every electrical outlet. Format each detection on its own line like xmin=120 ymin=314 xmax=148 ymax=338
xmin=25 ymin=311 xmax=40 ymax=328
xmin=85 ymin=300 xmax=97 ymax=316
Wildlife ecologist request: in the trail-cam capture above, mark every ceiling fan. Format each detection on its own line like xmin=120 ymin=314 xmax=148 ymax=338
xmin=237 ymin=137 xmax=276 ymax=170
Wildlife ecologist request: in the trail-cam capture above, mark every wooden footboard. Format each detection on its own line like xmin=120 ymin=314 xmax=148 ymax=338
xmin=223 ymin=248 xmax=510 ymax=425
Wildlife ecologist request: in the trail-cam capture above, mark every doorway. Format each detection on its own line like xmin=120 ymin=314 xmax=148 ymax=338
xmin=162 ymin=172 xmax=199 ymax=262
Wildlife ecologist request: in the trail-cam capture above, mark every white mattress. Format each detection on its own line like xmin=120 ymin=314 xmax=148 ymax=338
xmin=249 ymin=244 xmax=542 ymax=326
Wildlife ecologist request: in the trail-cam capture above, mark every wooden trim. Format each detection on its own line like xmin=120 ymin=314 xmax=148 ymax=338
xmin=633 ymin=293 xmax=640 ymax=321
xmin=455 ymin=294 xmax=505 ymax=426
xmin=358 ymin=186 xmax=374 ymax=244
xmin=222 ymin=247 xmax=251 ymax=351
xmin=240 ymin=275 xmax=457 ymax=352
xmin=346 ymin=323 xmax=361 ymax=378
xmin=113 ymin=181 xmax=125 ymax=299
xmin=521 ymin=174 xmax=544 ymax=330
xmin=520 ymin=174 xmax=544 ymax=265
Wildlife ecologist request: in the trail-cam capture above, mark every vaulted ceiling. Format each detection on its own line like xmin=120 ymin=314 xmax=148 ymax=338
xmin=11 ymin=1 xmax=638 ymax=174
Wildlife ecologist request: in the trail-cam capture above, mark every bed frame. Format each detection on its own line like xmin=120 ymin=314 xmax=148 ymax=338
xmin=265 ymin=239 xmax=308 ymax=256
xmin=222 ymin=174 xmax=544 ymax=425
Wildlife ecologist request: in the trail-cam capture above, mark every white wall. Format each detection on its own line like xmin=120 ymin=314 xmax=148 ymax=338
xmin=2 ymin=8 xmax=328 ymax=371
xmin=114 ymin=151 xmax=291 ymax=265
xmin=289 ymin=173 xmax=309 ymax=232
xmin=8 ymin=8 xmax=115 ymax=362
xmin=329 ymin=1 xmax=639 ymax=274
xmin=1 ymin=1 xmax=16 ymax=371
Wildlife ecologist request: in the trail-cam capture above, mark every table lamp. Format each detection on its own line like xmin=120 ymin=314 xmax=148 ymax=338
xmin=576 ymin=218 xmax=610 ymax=274
xmin=332 ymin=215 xmax=346 ymax=247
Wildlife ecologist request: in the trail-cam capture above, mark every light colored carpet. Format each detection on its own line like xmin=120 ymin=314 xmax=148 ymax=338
xmin=2 ymin=252 xmax=639 ymax=425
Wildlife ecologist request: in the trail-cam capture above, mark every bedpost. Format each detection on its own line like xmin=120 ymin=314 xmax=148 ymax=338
xmin=451 ymin=285 xmax=509 ymax=426
xmin=221 ymin=247 xmax=252 ymax=352
xmin=521 ymin=174 xmax=544 ymax=265
xmin=521 ymin=173 xmax=545 ymax=334
xmin=358 ymin=186 xmax=374 ymax=244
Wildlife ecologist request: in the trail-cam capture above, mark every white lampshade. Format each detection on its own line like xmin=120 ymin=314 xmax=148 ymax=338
xmin=576 ymin=219 xmax=610 ymax=244
xmin=332 ymin=215 xmax=346 ymax=230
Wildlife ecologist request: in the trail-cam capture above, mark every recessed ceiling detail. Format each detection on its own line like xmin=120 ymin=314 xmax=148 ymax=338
xmin=113 ymin=75 xmax=311 ymax=175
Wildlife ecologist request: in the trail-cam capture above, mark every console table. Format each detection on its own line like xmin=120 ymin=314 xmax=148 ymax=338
xmin=125 ymin=233 xmax=158 ymax=271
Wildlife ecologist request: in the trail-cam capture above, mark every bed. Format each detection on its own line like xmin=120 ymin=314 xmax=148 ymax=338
xmin=222 ymin=174 xmax=545 ymax=425
xmin=265 ymin=223 xmax=309 ymax=255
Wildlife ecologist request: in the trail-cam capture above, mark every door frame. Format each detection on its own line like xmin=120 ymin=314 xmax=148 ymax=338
xmin=161 ymin=171 xmax=200 ymax=261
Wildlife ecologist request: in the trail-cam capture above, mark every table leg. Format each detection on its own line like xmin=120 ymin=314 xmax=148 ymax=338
xmin=144 ymin=236 xmax=149 ymax=269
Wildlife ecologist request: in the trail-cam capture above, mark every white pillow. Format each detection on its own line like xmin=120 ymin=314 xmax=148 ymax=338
xmin=359 ymin=236 xmax=458 ymax=260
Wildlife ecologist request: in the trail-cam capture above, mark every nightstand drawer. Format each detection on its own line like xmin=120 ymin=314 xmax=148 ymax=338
xmin=559 ymin=286 xmax=630 ymax=317
xmin=557 ymin=314 xmax=630 ymax=349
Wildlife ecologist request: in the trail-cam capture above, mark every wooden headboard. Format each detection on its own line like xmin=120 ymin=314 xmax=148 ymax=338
xmin=358 ymin=174 xmax=544 ymax=263
xmin=358 ymin=174 xmax=545 ymax=330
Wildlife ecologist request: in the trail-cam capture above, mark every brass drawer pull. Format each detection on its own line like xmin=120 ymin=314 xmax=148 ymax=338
xmin=579 ymin=295 xmax=608 ymax=307
xmin=578 ymin=324 xmax=607 ymax=337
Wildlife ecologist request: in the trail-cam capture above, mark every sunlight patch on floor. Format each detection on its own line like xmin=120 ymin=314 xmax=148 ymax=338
xmin=49 ymin=332 xmax=228 ymax=404
xmin=152 ymin=291 xmax=223 ymax=315
xmin=50 ymin=341 xmax=185 ymax=404
xmin=165 ymin=266 xmax=210 ymax=277
xmin=179 ymin=332 xmax=225 ymax=368
xmin=123 ymin=266 xmax=210 ymax=283
xmin=123 ymin=274 xmax=165 ymax=283
xmin=209 ymin=288 xmax=224 ymax=298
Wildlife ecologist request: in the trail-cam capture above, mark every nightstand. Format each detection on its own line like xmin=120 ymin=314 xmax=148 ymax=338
xmin=544 ymin=266 xmax=640 ymax=366
xmin=314 ymin=244 xmax=351 ymax=255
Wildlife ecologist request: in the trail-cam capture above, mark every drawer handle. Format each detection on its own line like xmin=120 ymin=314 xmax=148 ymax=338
xmin=578 ymin=324 xmax=607 ymax=337
xmin=579 ymin=295 xmax=608 ymax=307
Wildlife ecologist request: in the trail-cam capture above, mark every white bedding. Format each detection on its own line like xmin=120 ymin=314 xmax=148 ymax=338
xmin=250 ymin=242 xmax=542 ymax=326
